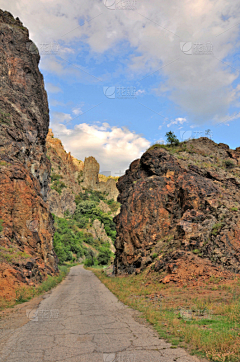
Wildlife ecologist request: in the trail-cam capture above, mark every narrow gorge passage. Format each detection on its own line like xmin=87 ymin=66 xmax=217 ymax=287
xmin=0 ymin=266 xmax=204 ymax=362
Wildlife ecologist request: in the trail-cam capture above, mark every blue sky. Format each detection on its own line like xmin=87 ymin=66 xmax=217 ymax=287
xmin=1 ymin=0 xmax=240 ymax=174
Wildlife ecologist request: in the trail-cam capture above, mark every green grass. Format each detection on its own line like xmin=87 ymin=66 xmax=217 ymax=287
xmin=91 ymin=268 xmax=240 ymax=362
xmin=211 ymin=223 xmax=224 ymax=236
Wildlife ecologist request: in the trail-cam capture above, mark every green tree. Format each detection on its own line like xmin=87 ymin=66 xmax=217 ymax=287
xmin=165 ymin=131 xmax=179 ymax=146
xmin=97 ymin=246 xmax=112 ymax=265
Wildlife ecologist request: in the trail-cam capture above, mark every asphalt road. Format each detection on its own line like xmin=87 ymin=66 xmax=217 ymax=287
xmin=0 ymin=265 xmax=205 ymax=362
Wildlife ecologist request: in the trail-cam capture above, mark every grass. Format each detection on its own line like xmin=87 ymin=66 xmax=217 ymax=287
xmin=0 ymin=246 xmax=31 ymax=263
xmin=211 ymin=223 xmax=225 ymax=236
xmin=0 ymin=264 xmax=73 ymax=310
xmin=91 ymin=267 xmax=240 ymax=362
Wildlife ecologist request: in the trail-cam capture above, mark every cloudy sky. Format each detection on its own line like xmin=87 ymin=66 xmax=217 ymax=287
xmin=1 ymin=0 xmax=240 ymax=174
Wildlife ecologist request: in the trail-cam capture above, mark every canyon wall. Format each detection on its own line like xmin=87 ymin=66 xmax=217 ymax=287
xmin=0 ymin=10 xmax=58 ymax=298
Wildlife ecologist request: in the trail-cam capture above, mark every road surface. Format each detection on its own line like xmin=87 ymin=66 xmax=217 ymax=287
xmin=0 ymin=265 xmax=205 ymax=362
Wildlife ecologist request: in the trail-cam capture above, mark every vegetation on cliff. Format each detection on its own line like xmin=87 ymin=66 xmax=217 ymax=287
xmin=53 ymin=188 xmax=119 ymax=266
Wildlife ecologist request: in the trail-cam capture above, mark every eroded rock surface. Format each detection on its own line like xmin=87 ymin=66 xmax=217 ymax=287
xmin=46 ymin=129 xmax=84 ymax=217
xmin=114 ymin=138 xmax=240 ymax=282
xmin=88 ymin=219 xmax=115 ymax=253
xmin=0 ymin=10 xmax=57 ymax=298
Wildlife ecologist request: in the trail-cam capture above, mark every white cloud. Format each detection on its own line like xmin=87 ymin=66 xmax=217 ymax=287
xmin=46 ymin=82 xmax=62 ymax=93
xmin=49 ymin=121 xmax=150 ymax=172
xmin=167 ymin=117 xmax=187 ymax=128
xmin=2 ymin=0 xmax=240 ymax=122
xmin=50 ymin=99 xmax=65 ymax=107
xmin=72 ymin=107 xmax=83 ymax=116
xmin=52 ymin=112 xmax=72 ymax=124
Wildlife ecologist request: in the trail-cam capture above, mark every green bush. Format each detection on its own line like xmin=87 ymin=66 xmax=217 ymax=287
xmin=84 ymin=258 xmax=94 ymax=267
xmin=53 ymin=189 xmax=116 ymax=266
xmin=53 ymin=216 xmax=85 ymax=264
xmin=97 ymin=246 xmax=112 ymax=265
xmin=225 ymin=160 xmax=235 ymax=169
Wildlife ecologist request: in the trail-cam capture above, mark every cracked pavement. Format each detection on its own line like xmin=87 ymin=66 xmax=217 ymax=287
xmin=0 ymin=266 xmax=206 ymax=362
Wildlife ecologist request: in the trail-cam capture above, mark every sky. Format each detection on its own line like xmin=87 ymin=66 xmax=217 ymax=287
xmin=1 ymin=0 xmax=240 ymax=175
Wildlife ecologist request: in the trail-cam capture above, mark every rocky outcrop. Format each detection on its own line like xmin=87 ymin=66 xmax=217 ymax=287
xmin=88 ymin=219 xmax=115 ymax=253
xmin=81 ymin=156 xmax=119 ymax=201
xmin=0 ymin=10 xmax=58 ymax=298
xmin=46 ymin=129 xmax=84 ymax=217
xmin=47 ymin=188 xmax=77 ymax=218
xmin=114 ymin=138 xmax=240 ymax=283
xmin=96 ymin=178 xmax=119 ymax=202
xmin=46 ymin=132 xmax=119 ymax=216
xmin=81 ymin=156 xmax=99 ymax=188
xmin=46 ymin=129 xmax=84 ymax=194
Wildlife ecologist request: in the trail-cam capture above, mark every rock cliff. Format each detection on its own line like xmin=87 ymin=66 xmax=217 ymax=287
xmin=0 ymin=10 xmax=58 ymax=299
xmin=46 ymin=129 xmax=84 ymax=217
xmin=46 ymin=130 xmax=119 ymax=217
xmin=114 ymin=138 xmax=240 ymax=284
xmin=81 ymin=156 xmax=119 ymax=201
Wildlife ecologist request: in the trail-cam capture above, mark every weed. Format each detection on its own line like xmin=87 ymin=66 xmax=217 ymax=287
xmin=92 ymin=268 xmax=240 ymax=362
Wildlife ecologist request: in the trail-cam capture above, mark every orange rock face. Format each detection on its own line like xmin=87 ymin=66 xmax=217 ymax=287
xmin=0 ymin=10 xmax=58 ymax=298
xmin=114 ymin=138 xmax=240 ymax=281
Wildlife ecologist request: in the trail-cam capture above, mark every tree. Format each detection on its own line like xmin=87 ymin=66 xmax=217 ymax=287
xmin=97 ymin=247 xmax=112 ymax=265
xmin=165 ymin=131 xmax=179 ymax=146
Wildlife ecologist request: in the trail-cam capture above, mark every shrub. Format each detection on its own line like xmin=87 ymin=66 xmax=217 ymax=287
xmin=165 ymin=131 xmax=179 ymax=146
xmin=97 ymin=246 xmax=112 ymax=265
xmin=225 ymin=160 xmax=235 ymax=169
xmin=84 ymin=258 xmax=94 ymax=267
